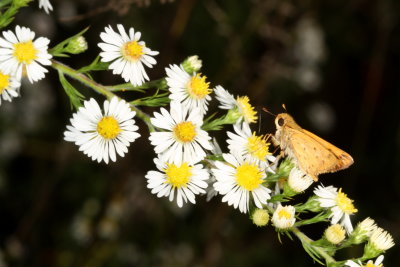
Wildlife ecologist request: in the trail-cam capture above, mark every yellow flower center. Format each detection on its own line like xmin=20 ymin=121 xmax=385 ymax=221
xmin=122 ymin=41 xmax=144 ymax=61
xmin=187 ymin=74 xmax=211 ymax=99
xmin=247 ymin=133 xmax=271 ymax=161
xmin=336 ymin=188 xmax=358 ymax=214
xmin=363 ymin=262 xmax=382 ymax=267
xmin=277 ymin=209 xmax=292 ymax=220
xmin=165 ymin=162 xmax=192 ymax=188
xmin=0 ymin=72 xmax=10 ymax=93
xmin=96 ymin=116 xmax=121 ymax=139
xmin=236 ymin=96 xmax=257 ymax=123
xmin=13 ymin=41 xmax=37 ymax=64
xmin=235 ymin=163 xmax=263 ymax=191
xmin=173 ymin=121 xmax=196 ymax=143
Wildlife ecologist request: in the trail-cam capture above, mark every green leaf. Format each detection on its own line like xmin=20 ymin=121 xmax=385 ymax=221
xmin=202 ymin=113 xmax=231 ymax=131
xmin=294 ymin=212 xmax=330 ymax=227
xmin=0 ymin=0 xmax=32 ymax=29
xmin=130 ymin=93 xmax=170 ymax=107
xmin=0 ymin=0 xmax=12 ymax=9
xmin=301 ymin=241 xmax=325 ymax=265
xmin=106 ymin=79 xmax=168 ymax=92
xmin=58 ymin=71 xmax=85 ymax=110
xmin=78 ymin=55 xmax=110 ymax=73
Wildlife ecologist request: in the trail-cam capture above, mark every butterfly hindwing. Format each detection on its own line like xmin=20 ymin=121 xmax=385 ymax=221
xmin=284 ymin=127 xmax=353 ymax=181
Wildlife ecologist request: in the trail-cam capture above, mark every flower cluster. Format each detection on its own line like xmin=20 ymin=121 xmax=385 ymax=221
xmin=0 ymin=3 xmax=394 ymax=265
xmin=145 ymin=58 xmax=276 ymax=209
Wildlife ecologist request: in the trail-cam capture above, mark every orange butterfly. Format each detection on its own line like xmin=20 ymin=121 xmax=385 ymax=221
xmin=274 ymin=113 xmax=353 ymax=181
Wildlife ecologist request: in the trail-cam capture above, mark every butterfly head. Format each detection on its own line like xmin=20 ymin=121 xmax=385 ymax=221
xmin=275 ymin=113 xmax=297 ymax=129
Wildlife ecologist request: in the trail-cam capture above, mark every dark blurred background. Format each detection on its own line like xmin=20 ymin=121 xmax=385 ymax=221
xmin=0 ymin=0 xmax=399 ymax=266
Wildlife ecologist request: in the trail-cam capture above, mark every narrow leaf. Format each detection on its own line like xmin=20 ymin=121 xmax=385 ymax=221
xmin=58 ymin=71 xmax=84 ymax=109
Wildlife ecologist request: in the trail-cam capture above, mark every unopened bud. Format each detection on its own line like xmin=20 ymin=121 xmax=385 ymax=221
xmin=252 ymin=209 xmax=269 ymax=227
xmin=363 ymin=227 xmax=394 ymax=259
xmin=182 ymin=55 xmax=202 ymax=74
xmin=65 ymin=36 xmax=88 ymax=54
xmin=325 ymin=224 xmax=346 ymax=245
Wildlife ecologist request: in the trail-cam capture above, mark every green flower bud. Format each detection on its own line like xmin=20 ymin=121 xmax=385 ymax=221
xmin=296 ymin=196 xmax=324 ymax=213
xmin=224 ymin=107 xmax=242 ymax=124
xmin=348 ymin=217 xmax=377 ymax=245
xmin=65 ymin=36 xmax=88 ymax=54
xmin=276 ymin=159 xmax=294 ymax=177
xmin=182 ymin=55 xmax=202 ymax=74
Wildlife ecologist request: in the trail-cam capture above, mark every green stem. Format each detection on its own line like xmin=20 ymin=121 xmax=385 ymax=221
xmin=51 ymin=59 xmax=155 ymax=132
xmin=105 ymin=79 xmax=167 ymax=92
xmin=291 ymin=227 xmax=336 ymax=265
xmin=51 ymin=59 xmax=114 ymax=99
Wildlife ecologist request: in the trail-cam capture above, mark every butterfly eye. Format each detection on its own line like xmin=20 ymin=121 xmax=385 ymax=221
xmin=278 ymin=118 xmax=284 ymax=126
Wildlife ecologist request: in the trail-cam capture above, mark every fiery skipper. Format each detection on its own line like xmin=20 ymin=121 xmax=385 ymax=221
xmin=274 ymin=113 xmax=353 ymax=181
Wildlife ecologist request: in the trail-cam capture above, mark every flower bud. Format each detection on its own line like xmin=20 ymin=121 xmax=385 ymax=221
xmin=325 ymin=224 xmax=346 ymax=245
xmin=296 ymin=195 xmax=324 ymax=213
xmin=363 ymin=227 xmax=394 ymax=259
xmin=182 ymin=55 xmax=202 ymax=74
xmin=349 ymin=217 xmax=377 ymax=244
xmin=65 ymin=36 xmax=88 ymax=54
xmin=252 ymin=209 xmax=269 ymax=227
xmin=224 ymin=107 xmax=242 ymax=124
xmin=285 ymin=167 xmax=314 ymax=195
xmin=276 ymin=159 xmax=294 ymax=177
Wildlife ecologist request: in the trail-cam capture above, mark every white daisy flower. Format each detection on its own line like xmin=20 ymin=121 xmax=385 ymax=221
xmin=98 ymin=24 xmax=159 ymax=86
xmin=0 ymin=70 xmax=20 ymax=105
xmin=214 ymin=85 xmax=258 ymax=124
xmin=345 ymin=255 xmax=384 ymax=267
xmin=166 ymin=64 xmax=212 ymax=115
xmin=314 ymin=185 xmax=358 ymax=233
xmin=149 ymin=101 xmax=213 ymax=165
xmin=227 ymin=122 xmax=275 ymax=168
xmin=64 ymin=97 xmax=140 ymax=164
xmin=0 ymin=26 xmax=52 ymax=83
xmin=212 ymin=153 xmax=271 ymax=213
xmin=271 ymin=204 xmax=296 ymax=229
xmin=38 ymin=0 xmax=53 ymax=14
xmin=145 ymin=157 xmax=209 ymax=207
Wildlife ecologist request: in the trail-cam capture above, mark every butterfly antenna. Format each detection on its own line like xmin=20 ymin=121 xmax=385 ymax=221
xmin=262 ymin=107 xmax=276 ymax=117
